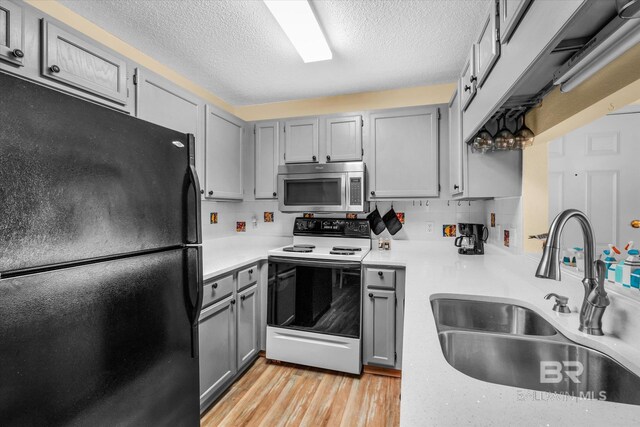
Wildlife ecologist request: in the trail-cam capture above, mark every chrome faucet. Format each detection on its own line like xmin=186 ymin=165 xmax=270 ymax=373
xmin=536 ymin=209 xmax=610 ymax=335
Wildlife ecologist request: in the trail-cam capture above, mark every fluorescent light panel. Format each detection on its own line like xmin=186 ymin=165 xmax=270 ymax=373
xmin=264 ymin=0 xmax=332 ymax=63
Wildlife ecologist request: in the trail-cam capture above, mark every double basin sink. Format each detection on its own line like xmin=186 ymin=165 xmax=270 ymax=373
xmin=431 ymin=298 xmax=640 ymax=406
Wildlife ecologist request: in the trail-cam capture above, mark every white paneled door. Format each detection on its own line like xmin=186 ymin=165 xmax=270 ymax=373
xmin=548 ymin=112 xmax=640 ymax=253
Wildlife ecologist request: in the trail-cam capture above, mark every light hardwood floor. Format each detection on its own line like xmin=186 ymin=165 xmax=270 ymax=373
xmin=201 ymin=357 xmax=401 ymax=427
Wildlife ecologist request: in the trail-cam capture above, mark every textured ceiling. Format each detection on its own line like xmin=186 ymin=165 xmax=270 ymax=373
xmin=58 ymin=0 xmax=491 ymax=105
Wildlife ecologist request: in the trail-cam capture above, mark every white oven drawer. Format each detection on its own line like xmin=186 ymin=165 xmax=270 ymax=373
xmin=266 ymin=327 xmax=361 ymax=374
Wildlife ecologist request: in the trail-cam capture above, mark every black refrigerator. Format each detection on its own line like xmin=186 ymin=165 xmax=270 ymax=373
xmin=0 ymin=72 xmax=203 ymax=426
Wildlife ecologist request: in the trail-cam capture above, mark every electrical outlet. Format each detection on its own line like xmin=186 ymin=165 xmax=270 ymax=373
xmin=426 ymin=222 xmax=434 ymax=234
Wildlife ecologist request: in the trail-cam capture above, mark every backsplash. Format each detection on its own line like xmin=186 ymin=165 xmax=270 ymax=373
xmin=202 ymin=199 xmax=488 ymax=241
xmin=483 ymin=197 xmax=523 ymax=254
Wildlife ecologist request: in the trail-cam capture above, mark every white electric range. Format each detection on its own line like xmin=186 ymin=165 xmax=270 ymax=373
xmin=266 ymin=217 xmax=371 ymax=374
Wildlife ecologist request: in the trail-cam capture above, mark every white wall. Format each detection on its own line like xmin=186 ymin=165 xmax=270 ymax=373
xmin=484 ymin=197 xmax=523 ymax=254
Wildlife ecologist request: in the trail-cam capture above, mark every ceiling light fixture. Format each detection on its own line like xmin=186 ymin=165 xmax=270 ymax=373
xmin=263 ymin=0 xmax=332 ymax=63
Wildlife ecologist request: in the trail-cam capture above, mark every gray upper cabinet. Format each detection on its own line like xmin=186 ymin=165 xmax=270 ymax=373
xmin=474 ymin=1 xmax=500 ymax=88
xmin=460 ymin=47 xmax=476 ymax=112
xmin=135 ymin=68 xmax=204 ymax=188
xmin=448 ymin=87 xmax=463 ymax=196
xmin=363 ymin=289 xmax=396 ymax=368
xmin=500 ymin=0 xmax=532 ymax=44
xmin=205 ymin=105 xmax=244 ymax=200
xmin=284 ymin=118 xmax=319 ymax=163
xmin=199 ymin=296 xmax=236 ymax=406
xmin=325 ymin=115 xmax=363 ymax=162
xmin=236 ymin=284 xmax=259 ymax=371
xmin=369 ymin=106 xmax=439 ymax=199
xmin=41 ymin=20 xmax=128 ymax=105
xmin=0 ymin=0 xmax=24 ymax=67
xmin=254 ymin=121 xmax=279 ymax=199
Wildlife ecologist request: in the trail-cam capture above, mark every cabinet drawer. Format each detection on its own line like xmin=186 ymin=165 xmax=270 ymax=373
xmin=237 ymin=264 xmax=258 ymax=291
xmin=365 ymin=268 xmax=396 ymax=289
xmin=202 ymin=273 xmax=234 ymax=308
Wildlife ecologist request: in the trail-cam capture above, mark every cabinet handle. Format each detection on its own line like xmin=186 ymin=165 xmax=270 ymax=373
xmin=326 ymin=155 xmax=331 ymax=161
xmin=212 ymin=283 xmax=218 ymax=289
xmin=200 ymin=189 xmax=204 ymax=194
xmin=49 ymin=65 xmax=61 ymax=73
xmin=230 ymin=299 xmax=236 ymax=305
xmin=453 ymin=184 xmax=459 ymax=190
xmin=208 ymin=190 xmax=213 ymax=196
xmin=273 ymin=192 xmax=277 ymax=197
xmin=12 ymin=49 xmax=24 ymax=58
xmin=368 ymin=293 xmax=374 ymax=298
xmin=470 ymin=75 xmax=477 ymax=83
xmin=312 ymin=155 xmax=317 ymax=161
xmin=370 ymin=191 xmax=375 ymax=196
xmin=378 ymin=271 xmax=383 ymax=277
xmin=464 ymin=85 xmax=471 ymax=92
xmin=241 ymin=295 xmax=246 ymax=301
xmin=248 ymin=269 xmax=254 ymax=274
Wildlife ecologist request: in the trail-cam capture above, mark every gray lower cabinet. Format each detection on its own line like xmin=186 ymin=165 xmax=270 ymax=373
xmin=199 ymin=296 xmax=236 ymax=406
xmin=199 ymin=264 xmax=262 ymax=412
xmin=237 ymin=284 xmax=259 ymax=370
xmin=41 ymin=20 xmax=128 ymax=105
xmin=364 ymin=289 xmax=396 ymax=367
xmin=0 ymin=0 xmax=24 ymax=67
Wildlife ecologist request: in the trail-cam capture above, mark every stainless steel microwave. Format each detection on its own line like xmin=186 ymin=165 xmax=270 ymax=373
xmin=277 ymin=162 xmax=369 ymax=213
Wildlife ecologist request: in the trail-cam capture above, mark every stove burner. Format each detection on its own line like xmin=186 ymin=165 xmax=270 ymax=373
xmin=330 ymin=250 xmax=356 ymax=255
xmin=332 ymin=246 xmax=361 ymax=252
xmin=283 ymin=246 xmax=313 ymax=253
xmin=293 ymin=244 xmax=316 ymax=249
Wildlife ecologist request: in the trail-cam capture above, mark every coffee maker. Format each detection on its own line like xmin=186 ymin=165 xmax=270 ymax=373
xmin=455 ymin=223 xmax=489 ymax=255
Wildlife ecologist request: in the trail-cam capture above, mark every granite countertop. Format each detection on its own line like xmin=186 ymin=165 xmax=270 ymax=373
xmin=200 ymin=236 xmax=640 ymax=425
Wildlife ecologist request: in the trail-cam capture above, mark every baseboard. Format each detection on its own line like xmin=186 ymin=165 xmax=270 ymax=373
xmin=363 ymin=364 xmax=402 ymax=378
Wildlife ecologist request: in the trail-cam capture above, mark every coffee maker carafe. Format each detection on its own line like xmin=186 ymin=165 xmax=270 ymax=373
xmin=455 ymin=223 xmax=489 ymax=255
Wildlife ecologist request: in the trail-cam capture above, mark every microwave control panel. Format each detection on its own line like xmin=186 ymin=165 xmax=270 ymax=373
xmin=349 ymin=178 xmax=362 ymax=205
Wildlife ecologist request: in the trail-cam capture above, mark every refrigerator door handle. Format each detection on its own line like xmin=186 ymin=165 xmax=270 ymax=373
xmin=187 ymin=246 xmax=203 ymax=358
xmin=187 ymin=164 xmax=202 ymax=245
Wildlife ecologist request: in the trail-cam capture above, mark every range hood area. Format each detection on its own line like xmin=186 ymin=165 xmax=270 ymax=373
xmin=472 ymin=0 xmax=640 ymax=141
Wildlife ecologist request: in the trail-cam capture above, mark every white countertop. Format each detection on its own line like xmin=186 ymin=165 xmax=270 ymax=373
xmin=201 ymin=236 xmax=291 ymax=280
xmin=379 ymin=241 xmax=640 ymax=426
xmin=200 ymin=236 xmax=640 ymax=425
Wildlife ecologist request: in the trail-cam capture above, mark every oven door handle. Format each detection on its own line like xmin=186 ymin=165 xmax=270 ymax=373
xmin=269 ymin=256 xmax=361 ymax=270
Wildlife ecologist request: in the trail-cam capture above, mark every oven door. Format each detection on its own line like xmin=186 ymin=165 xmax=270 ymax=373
xmin=278 ymin=173 xmax=347 ymax=212
xmin=267 ymin=257 xmax=361 ymax=339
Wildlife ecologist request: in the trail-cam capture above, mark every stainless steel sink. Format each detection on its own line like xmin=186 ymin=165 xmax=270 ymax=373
xmin=431 ymin=298 xmax=640 ymax=406
xmin=431 ymin=298 xmax=558 ymax=336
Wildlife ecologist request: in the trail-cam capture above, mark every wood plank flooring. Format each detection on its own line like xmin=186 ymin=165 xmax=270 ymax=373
xmin=201 ymin=357 xmax=401 ymax=427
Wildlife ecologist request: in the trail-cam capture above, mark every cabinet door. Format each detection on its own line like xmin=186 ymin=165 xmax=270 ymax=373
xmin=500 ymin=0 xmax=532 ymax=44
xmin=448 ymin=87 xmax=464 ymax=196
xmin=255 ymin=121 xmax=279 ymax=199
xmin=199 ymin=296 xmax=237 ymax=405
xmin=325 ymin=115 xmax=362 ymax=162
xmin=460 ymin=47 xmax=476 ymax=111
xmin=284 ymin=118 xmax=318 ymax=163
xmin=0 ymin=0 xmax=24 ymax=67
xmin=41 ymin=20 xmax=128 ymax=105
xmin=205 ymin=105 xmax=244 ymax=200
xmin=364 ymin=289 xmax=396 ymax=367
xmin=369 ymin=107 xmax=439 ymax=199
xmin=135 ymin=68 xmax=203 ymax=181
xmin=474 ymin=1 xmax=500 ymax=88
xmin=237 ymin=284 xmax=259 ymax=370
